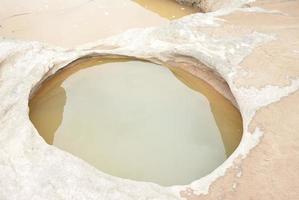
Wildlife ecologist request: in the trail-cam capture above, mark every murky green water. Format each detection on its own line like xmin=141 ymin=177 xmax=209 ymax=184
xmin=29 ymin=58 xmax=242 ymax=186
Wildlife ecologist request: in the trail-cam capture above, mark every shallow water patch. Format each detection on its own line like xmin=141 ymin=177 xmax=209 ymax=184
xmin=29 ymin=57 xmax=242 ymax=186
xmin=133 ymin=0 xmax=199 ymax=19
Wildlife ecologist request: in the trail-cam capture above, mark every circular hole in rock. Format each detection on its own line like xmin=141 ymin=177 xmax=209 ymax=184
xmin=29 ymin=57 xmax=242 ymax=186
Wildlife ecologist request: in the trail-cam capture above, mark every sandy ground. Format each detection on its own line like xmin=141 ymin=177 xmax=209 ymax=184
xmin=0 ymin=0 xmax=196 ymax=47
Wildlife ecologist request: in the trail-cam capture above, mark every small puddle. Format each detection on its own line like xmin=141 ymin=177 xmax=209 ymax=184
xmin=133 ymin=0 xmax=198 ymax=19
xmin=29 ymin=57 xmax=242 ymax=186
xmin=0 ymin=0 xmax=198 ymax=47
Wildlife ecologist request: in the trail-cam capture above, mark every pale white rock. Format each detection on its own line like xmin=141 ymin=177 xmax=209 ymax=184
xmin=1 ymin=1 xmax=299 ymax=200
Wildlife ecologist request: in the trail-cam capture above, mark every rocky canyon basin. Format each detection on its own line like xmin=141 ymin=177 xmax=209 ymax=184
xmin=1 ymin=0 xmax=299 ymax=199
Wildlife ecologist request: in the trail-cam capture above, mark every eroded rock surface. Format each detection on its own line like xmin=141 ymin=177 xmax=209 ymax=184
xmin=0 ymin=0 xmax=298 ymax=199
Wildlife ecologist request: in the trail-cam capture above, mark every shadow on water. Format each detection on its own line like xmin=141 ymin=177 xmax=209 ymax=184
xmin=29 ymin=85 xmax=66 ymax=144
xmin=29 ymin=57 xmax=131 ymax=144
xmin=169 ymin=67 xmax=243 ymax=156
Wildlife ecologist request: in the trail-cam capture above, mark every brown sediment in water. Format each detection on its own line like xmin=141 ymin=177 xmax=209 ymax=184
xmin=29 ymin=57 xmax=242 ymax=186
